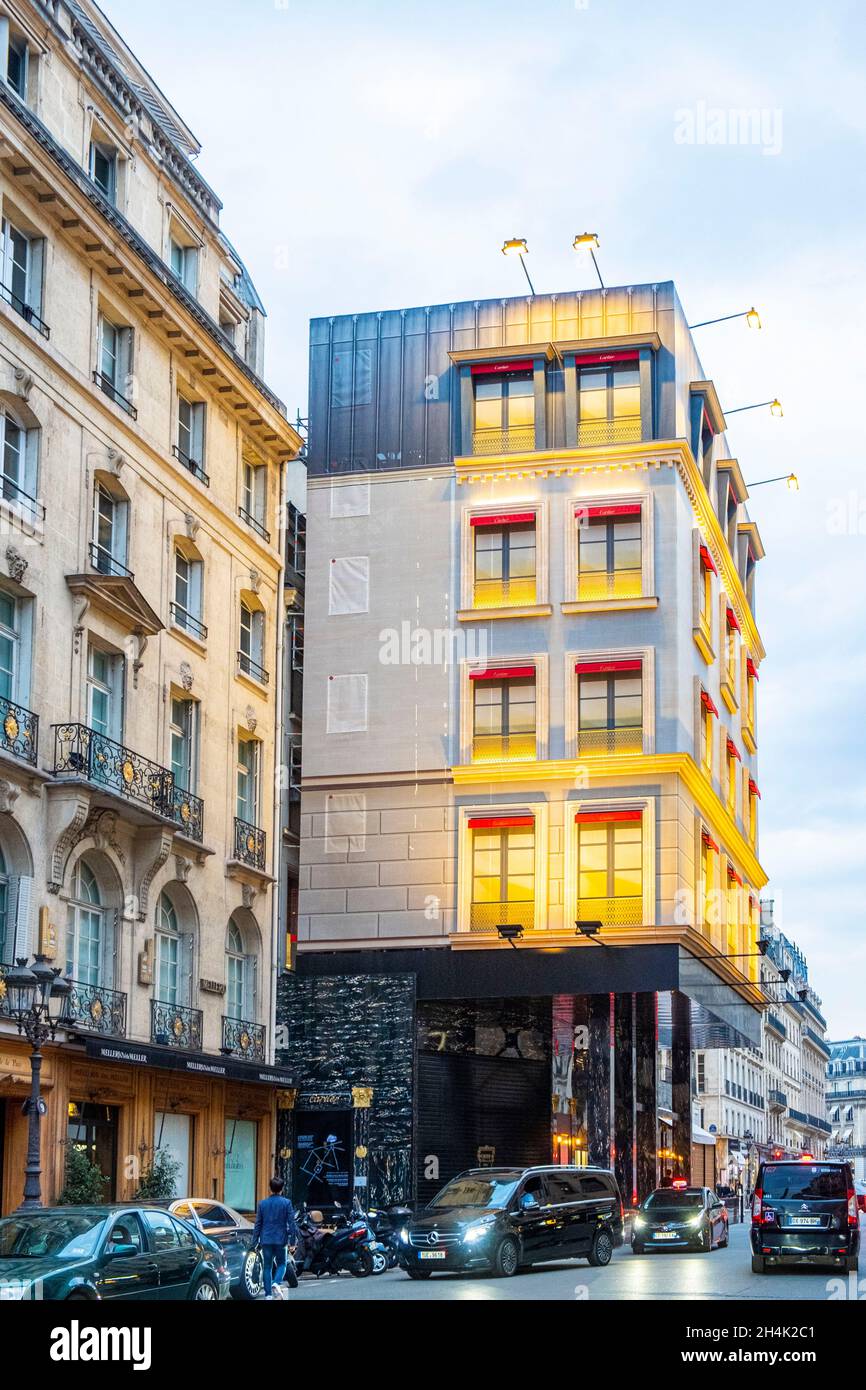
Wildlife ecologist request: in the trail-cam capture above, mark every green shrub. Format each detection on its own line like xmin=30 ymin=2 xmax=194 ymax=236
xmin=135 ymin=1149 xmax=182 ymax=1201
xmin=58 ymin=1143 xmax=108 ymax=1205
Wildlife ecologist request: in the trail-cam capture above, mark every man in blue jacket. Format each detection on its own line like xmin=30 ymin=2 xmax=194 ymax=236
xmin=252 ymin=1176 xmax=300 ymax=1299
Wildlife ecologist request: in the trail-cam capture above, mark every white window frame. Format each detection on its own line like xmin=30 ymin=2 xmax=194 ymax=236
xmin=92 ymin=480 xmax=129 ymax=575
xmin=239 ymin=600 xmax=265 ymax=677
xmin=241 ymin=458 xmax=267 ymax=527
xmin=565 ymin=646 xmax=655 ymax=759
xmin=0 ymin=406 xmax=39 ymax=509
xmin=89 ymin=138 xmax=118 ymax=204
xmin=236 ymin=735 xmax=260 ymax=826
xmin=86 ymin=642 xmax=124 ymax=742
xmin=457 ymin=801 xmax=549 ymax=935
xmin=173 ymin=546 xmax=204 ymax=635
xmin=563 ymin=492 xmax=656 ymax=613
xmin=458 ymin=501 xmax=548 ymax=617
xmin=459 ymin=652 xmax=549 ymax=766
xmin=564 ymin=796 xmax=656 ymax=932
xmin=177 ymin=393 xmax=206 ymax=468
xmin=1 ymin=214 xmax=43 ymax=315
xmin=170 ymin=694 xmax=198 ymax=796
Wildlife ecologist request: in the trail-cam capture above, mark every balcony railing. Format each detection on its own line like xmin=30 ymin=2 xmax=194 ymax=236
xmin=52 ymin=723 xmax=204 ymax=842
xmin=170 ymin=601 xmax=208 ymax=641
xmin=473 ymin=577 xmax=537 ymax=609
xmin=807 ymin=1114 xmax=832 ymax=1134
xmin=0 ymin=699 xmax=38 ymax=765
xmin=0 ymin=280 xmax=49 ymax=338
xmin=237 ymin=650 xmax=270 ymax=685
xmin=0 ymin=959 xmax=10 ymax=1016
xmin=577 ymin=896 xmax=643 ymax=927
xmin=1 ymin=474 xmax=45 ymax=526
xmin=89 ymin=542 xmax=134 ymax=581
xmin=578 ymin=726 xmax=643 ymax=756
xmin=577 ymin=569 xmax=643 ymax=603
xmin=766 ymin=1012 xmax=787 ymax=1038
xmin=234 ymin=816 xmax=267 ymax=871
xmin=92 ymin=369 xmax=137 ymax=419
xmin=471 ymin=426 xmax=536 ymax=457
xmin=472 ymin=732 xmax=536 ymax=764
xmin=238 ymin=506 xmax=271 ymax=544
xmin=150 ymin=999 xmax=203 ymax=1051
xmin=172 ymin=444 xmax=210 ymax=487
xmin=802 ymin=1026 xmax=831 ymax=1057
xmin=65 ymin=979 xmax=127 ymax=1036
xmin=768 ymin=1088 xmax=788 ymax=1109
xmin=577 ymin=416 xmax=642 ymax=448
xmin=787 ymin=1108 xmax=809 ymax=1126
xmin=222 ymin=1015 xmax=266 ymax=1062
xmin=469 ymin=900 xmax=535 ymax=934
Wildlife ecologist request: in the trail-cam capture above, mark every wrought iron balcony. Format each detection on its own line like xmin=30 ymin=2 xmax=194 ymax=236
xmin=473 ymin=577 xmax=537 ymax=609
xmin=0 ymin=959 xmax=10 ymax=1016
xmin=578 ymin=726 xmax=643 ymax=756
xmin=1 ymin=474 xmax=45 ymax=526
xmin=170 ymin=601 xmax=208 ymax=641
xmin=787 ymin=1107 xmax=809 ymax=1126
xmin=0 ymin=699 xmax=38 ymax=765
xmin=52 ymin=723 xmax=204 ymax=842
xmin=151 ymin=999 xmax=203 ymax=1051
xmin=92 ymin=369 xmax=137 ymax=419
xmin=233 ymin=816 xmax=266 ymax=871
xmin=0 ymin=280 xmax=49 ymax=338
xmin=238 ymin=506 xmax=271 ymax=544
xmin=577 ymin=896 xmax=643 ymax=927
xmin=766 ymin=1012 xmax=787 ymax=1038
xmin=469 ymin=900 xmax=534 ymax=934
xmin=172 ymin=443 xmax=210 ymax=487
xmin=577 ymin=416 xmax=642 ymax=447
xmin=768 ymin=1088 xmax=788 ymax=1109
xmin=89 ymin=542 xmax=134 ymax=581
xmin=577 ymin=568 xmax=643 ymax=602
xmin=237 ymin=650 xmax=269 ymax=685
xmin=472 ymin=426 xmax=536 ymax=457
xmin=802 ymin=1026 xmax=831 ymax=1057
xmin=65 ymin=979 xmax=127 ymax=1036
xmin=222 ymin=1015 xmax=266 ymax=1062
xmin=472 ymin=732 xmax=536 ymax=764
xmin=807 ymin=1114 xmax=832 ymax=1134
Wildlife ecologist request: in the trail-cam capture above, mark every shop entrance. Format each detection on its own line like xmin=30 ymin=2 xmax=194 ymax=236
xmin=154 ymin=1112 xmax=193 ymax=1198
xmin=67 ymin=1102 xmax=120 ymax=1200
xmin=224 ymin=1118 xmax=258 ymax=1215
xmin=292 ymin=1109 xmax=353 ymax=1209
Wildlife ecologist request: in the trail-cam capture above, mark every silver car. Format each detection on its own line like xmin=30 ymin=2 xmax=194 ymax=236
xmin=168 ymin=1199 xmax=263 ymax=1300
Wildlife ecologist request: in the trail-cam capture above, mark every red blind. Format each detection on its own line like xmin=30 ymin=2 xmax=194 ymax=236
xmin=576 ymin=503 xmax=642 ymax=520
xmin=701 ymin=830 xmax=720 ymax=853
xmin=468 ymin=815 xmax=535 ymax=829
xmin=746 ymin=657 xmax=759 ymax=680
xmin=699 ymin=544 xmax=718 ymax=576
xmin=470 ymin=512 xmax=536 ymax=528
xmin=575 ymin=659 xmax=642 ymax=675
xmin=700 ymin=689 xmax=719 ymax=717
xmin=726 ymin=738 xmax=742 ymax=762
xmin=469 ymin=666 xmax=535 ymax=681
xmin=575 ymin=809 xmax=642 ymax=824
xmin=726 ymin=606 xmax=741 ymax=634
xmin=727 ymin=866 xmax=743 ymax=887
xmin=471 ymin=359 xmax=534 ymax=376
xmin=575 ymin=350 xmax=639 ymax=366
xmin=748 ymin=779 xmax=761 ymax=799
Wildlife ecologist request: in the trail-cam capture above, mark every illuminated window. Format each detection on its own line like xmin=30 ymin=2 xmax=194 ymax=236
xmin=577 ymin=360 xmax=641 ymax=446
xmin=577 ymin=660 xmax=642 ymax=755
xmin=469 ymin=816 xmax=535 ymax=933
xmin=472 ymin=365 xmax=534 ymax=455
xmin=576 ymin=505 xmax=642 ymax=601
xmin=576 ymin=811 xmax=643 ymax=927
xmin=472 ymin=514 xmax=536 ymax=609
xmin=471 ymin=668 xmax=536 ymax=763
xmin=700 ymin=689 xmax=718 ymax=775
xmin=722 ymin=606 xmax=740 ymax=702
xmin=726 ymin=737 xmax=741 ymax=816
xmin=727 ymin=864 xmax=742 ymax=955
xmin=747 ymin=777 xmax=760 ymax=844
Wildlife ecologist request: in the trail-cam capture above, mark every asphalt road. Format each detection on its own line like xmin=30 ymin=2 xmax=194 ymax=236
xmin=283 ymin=1219 xmax=861 ymax=1302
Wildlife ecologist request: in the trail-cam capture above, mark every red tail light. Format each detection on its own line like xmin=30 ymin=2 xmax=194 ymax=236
xmin=848 ymin=1188 xmax=858 ymax=1228
xmin=752 ymin=1189 xmax=762 ymax=1223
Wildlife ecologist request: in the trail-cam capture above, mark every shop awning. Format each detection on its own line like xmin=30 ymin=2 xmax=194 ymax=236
xmin=79 ymin=1035 xmax=297 ymax=1088
xmin=692 ymin=1127 xmax=718 ymax=1146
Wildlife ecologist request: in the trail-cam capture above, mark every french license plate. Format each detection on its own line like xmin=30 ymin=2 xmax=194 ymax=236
xmin=788 ymin=1217 xmax=821 ymax=1227
xmin=419 ymin=1250 xmax=447 ymax=1260
xmin=653 ymin=1232 xmax=678 ymax=1240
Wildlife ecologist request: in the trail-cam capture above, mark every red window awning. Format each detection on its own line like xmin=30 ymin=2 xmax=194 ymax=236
xmin=726 ymin=606 xmax=741 ymax=634
xmin=727 ymin=866 xmax=743 ymax=887
xmin=748 ymin=894 xmax=757 ymax=910
xmin=471 ymin=359 xmax=534 ymax=376
xmin=575 ymin=809 xmax=643 ymax=824
xmin=699 ymin=544 xmax=718 ymax=577
xmin=748 ymin=779 xmax=761 ymax=799
xmin=700 ymin=689 xmax=719 ymax=717
xmin=575 ymin=658 xmax=642 ymax=675
xmin=726 ymin=738 xmax=742 ymax=762
xmin=576 ymin=503 xmax=642 ymax=520
xmin=470 ymin=511 xmax=536 ymax=528
xmin=701 ymin=830 xmax=720 ymax=853
xmin=468 ymin=815 xmax=535 ymax=829
xmin=469 ymin=666 xmax=535 ymax=681
xmin=575 ymin=350 xmax=640 ymax=366
xmin=746 ymin=657 xmax=760 ymax=681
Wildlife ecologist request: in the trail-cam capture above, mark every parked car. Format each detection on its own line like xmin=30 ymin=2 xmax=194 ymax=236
xmin=632 ymin=1185 xmax=728 ymax=1253
xmin=399 ymin=1165 xmax=624 ymax=1279
xmin=167 ymin=1198 xmax=263 ymax=1300
xmin=0 ymin=1206 xmax=230 ymax=1301
xmin=751 ymin=1159 xmax=860 ymax=1273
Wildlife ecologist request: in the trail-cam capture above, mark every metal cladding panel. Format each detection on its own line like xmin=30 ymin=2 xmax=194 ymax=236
xmin=307 ymin=283 xmax=678 ymax=475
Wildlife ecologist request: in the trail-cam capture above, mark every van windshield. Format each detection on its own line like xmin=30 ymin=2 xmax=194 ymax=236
xmin=761 ymin=1165 xmax=848 ymax=1201
xmin=428 ymin=1176 xmax=521 ymax=1210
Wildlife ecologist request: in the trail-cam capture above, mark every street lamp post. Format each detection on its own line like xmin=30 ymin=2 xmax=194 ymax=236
xmin=3 ymin=956 xmax=71 ymax=1210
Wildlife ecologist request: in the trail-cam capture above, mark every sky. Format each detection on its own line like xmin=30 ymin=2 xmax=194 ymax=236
xmin=103 ymin=0 xmax=866 ymax=1035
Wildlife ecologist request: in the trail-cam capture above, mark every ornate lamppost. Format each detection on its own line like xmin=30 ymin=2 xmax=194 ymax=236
xmin=3 ymin=955 xmax=72 ymax=1210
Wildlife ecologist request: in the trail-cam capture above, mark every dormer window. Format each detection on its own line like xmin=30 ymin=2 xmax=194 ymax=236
xmin=472 ymin=363 xmax=534 ymax=456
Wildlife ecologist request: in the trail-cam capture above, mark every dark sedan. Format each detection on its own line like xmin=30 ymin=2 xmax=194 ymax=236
xmin=0 ymin=1206 xmax=230 ymax=1301
xmin=632 ymin=1186 xmax=729 ymax=1253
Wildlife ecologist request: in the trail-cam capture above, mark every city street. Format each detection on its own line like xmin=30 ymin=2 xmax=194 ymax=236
xmin=286 ymin=1221 xmax=859 ymax=1302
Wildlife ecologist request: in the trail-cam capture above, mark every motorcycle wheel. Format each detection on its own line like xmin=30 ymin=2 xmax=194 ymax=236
xmin=371 ymin=1250 xmax=387 ymax=1275
xmin=351 ymin=1247 xmax=374 ymax=1278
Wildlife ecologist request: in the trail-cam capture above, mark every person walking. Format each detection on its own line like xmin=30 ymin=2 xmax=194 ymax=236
xmin=252 ymin=1175 xmax=300 ymax=1300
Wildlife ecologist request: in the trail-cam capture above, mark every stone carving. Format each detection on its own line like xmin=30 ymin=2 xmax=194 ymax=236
xmin=174 ymin=854 xmax=191 ymax=883
xmin=179 ymin=661 xmax=194 ymax=692
xmin=241 ymin=883 xmax=257 ymax=910
xmin=134 ymin=827 xmax=174 ymax=922
xmin=72 ymin=594 xmax=90 ymax=655
xmin=249 ymin=569 xmax=261 ymax=595
xmin=47 ymin=792 xmax=92 ymax=892
xmin=5 ymin=546 xmax=28 ymax=583
xmin=105 ymin=448 xmax=125 ymax=478
xmin=132 ymin=632 xmax=147 ymax=690
xmin=85 ymin=808 xmax=126 ymax=865
xmin=245 ymin=705 xmax=257 ymax=734
xmin=13 ymin=367 xmax=34 ymax=402
xmin=0 ymin=780 xmax=21 ymax=816
xmin=184 ymin=513 xmax=200 ymax=541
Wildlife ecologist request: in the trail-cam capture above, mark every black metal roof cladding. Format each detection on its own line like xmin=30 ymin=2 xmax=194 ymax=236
xmin=0 ymin=83 xmax=289 ymax=421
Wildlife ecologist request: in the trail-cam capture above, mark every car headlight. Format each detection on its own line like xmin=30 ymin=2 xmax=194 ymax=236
xmin=399 ymin=1227 xmax=409 ymax=1245
xmin=633 ymin=1216 xmax=646 ymax=1231
xmin=687 ymin=1213 xmax=704 ymax=1228
xmin=463 ymin=1222 xmax=494 ymax=1244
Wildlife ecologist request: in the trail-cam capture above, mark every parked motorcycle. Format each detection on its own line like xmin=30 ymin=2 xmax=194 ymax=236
xmin=365 ymin=1203 xmax=413 ymax=1271
xmin=294 ymin=1204 xmax=380 ymax=1278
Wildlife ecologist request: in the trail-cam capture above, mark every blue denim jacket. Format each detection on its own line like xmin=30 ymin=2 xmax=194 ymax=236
xmin=252 ymin=1195 xmax=299 ymax=1247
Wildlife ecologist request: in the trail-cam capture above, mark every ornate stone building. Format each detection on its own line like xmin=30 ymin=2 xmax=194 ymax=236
xmin=0 ymin=0 xmax=301 ymax=1212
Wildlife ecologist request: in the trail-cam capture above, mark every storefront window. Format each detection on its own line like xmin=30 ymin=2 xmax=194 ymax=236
xmin=154 ymin=1111 xmax=191 ymax=1197
xmin=224 ymin=1117 xmax=257 ymax=1214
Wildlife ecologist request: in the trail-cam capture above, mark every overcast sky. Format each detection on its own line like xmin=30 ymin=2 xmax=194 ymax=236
xmin=103 ymin=0 xmax=866 ymax=1036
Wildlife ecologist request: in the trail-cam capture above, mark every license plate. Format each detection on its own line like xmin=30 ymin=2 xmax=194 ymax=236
xmin=788 ymin=1217 xmax=821 ymax=1227
xmin=653 ymin=1232 xmax=678 ymax=1240
xmin=419 ymin=1250 xmax=447 ymax=1260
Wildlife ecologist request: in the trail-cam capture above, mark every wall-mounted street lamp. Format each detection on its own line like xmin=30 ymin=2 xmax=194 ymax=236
xmin=746 ymin=473 xmax=799 ymax=492
xmin=573 ymin=232 xmax=604 ymax=288
xmin=689 ymin=307 xmax=762 ymax=331
xmin=3 ymin=956 xmax=72 ymax=1209
xmin=501 ymin=238 xmax=535 ymax=296
xmin=726 ymin=398 xmax=784 ymax=418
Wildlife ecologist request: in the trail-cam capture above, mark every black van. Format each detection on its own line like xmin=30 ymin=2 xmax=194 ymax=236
xmin=751 ymin=1160 xmax=860 ymax=1273
xmin=398 ymin=1166 xmax=624 ymax=1279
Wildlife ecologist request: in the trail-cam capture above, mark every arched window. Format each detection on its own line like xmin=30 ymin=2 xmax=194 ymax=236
xmin=155 ymin=891 xmax=192 ymax=1008
xmin=226 ymin=918 xmax=254 ymax=1021
xmin=66 ymin=859 xmax=109 ymax=986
